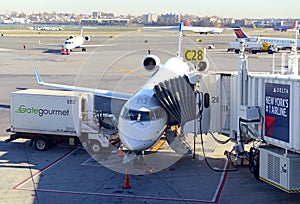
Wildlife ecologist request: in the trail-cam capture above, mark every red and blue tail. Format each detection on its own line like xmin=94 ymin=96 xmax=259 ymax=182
xmin=184 ymin=19 xmax=191 ymax=27
xmin=290 ymin=21 xmax=298 ymax=29
xmin=233 ymin=28 xmax=248 ymax=39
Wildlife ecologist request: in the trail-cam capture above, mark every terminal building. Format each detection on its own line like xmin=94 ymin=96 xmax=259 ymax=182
xmin=80 ymin=18 xmax=130 ymax=26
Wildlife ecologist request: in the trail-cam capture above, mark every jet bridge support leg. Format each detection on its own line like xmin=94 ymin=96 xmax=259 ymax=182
xmin=235 ymin=42 xmax=249 ymax=159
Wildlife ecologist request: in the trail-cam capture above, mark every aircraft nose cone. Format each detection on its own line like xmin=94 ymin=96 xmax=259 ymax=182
xmin=119 ymin=131 xmax=156 ymax=152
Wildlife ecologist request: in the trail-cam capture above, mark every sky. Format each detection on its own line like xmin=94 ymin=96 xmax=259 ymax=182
xmin=1 ymin=0 xmax=299 ymax=19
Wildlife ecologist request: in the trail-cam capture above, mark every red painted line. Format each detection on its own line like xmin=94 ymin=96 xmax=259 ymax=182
xmin=14 ymin=187 xmax=215 ymax=203
xmin=13 ymin=147 xmax=79 ymax=190
xmin=13 ymin=148 xmax=230 ymax=203
xmin=213 ymin=161 xmax=230 ymax=203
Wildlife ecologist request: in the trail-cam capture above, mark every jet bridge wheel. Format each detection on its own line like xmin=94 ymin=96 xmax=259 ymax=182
xmin=249 ymin=147 xmax=260 ymax=180
xmin=35 ymin=136 xmax=50 ymax=151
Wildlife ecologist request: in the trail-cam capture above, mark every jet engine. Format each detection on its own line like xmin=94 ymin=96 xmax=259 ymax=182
xmin=142 ymin=55 xmax=161 ymax=71
xmin=84 ymin=35 xmax=90 ymax=41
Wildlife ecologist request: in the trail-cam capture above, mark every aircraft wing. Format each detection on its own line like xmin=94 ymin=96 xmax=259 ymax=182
xmin=143 ymin=25 xmax=223 ymax=34
xmin=143 ymin=26 xmax=179 ymax=30
xmin=79 ymin=44 xmax=116 ymax=48
xmin=34 ymin=68 xmax=132 ymax=101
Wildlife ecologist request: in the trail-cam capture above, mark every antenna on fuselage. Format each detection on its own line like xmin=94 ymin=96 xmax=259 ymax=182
xmin=177 ymin=22 xmax=184 ymax=58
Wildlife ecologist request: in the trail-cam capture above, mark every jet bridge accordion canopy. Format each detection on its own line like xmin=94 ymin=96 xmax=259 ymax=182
xmin=153 ymin=75 xmax=197 ymax=127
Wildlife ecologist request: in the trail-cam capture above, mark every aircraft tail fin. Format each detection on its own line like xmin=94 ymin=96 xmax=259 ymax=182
xmin=177 ymin=22 xmax=183 ymax=57
xmin=233 ymin=27 xmax=248 ymax=39
xmin=184 ymin=19 xmax=191 ymax=27
xmin=291 ymin=21 xmax=298 ymax=30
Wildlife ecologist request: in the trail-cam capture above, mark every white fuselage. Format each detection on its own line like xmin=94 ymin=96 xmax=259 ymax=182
xmin=118 ymin=57 xmax=191 ymax=151
xmin=64 ymin=36 xmax=84 ymax=50
xmin=183 ymin=26 xmax=223 ymax=34
xmin=244 ymin=37 xmax=300 ymax=49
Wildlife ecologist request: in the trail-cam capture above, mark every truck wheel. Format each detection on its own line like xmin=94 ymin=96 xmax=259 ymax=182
xmin=35 ymin=136 xmax=49 ymax=151
xmin=81 ymin=139 xmax=88 ymax=149
xmin=268 ymin=50 xmax=273 ymax=54
xmin=88 ymin=141 xmax=102 ymax=155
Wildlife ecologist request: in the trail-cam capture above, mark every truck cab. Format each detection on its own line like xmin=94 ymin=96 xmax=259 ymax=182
xmin=80 ymin=112 xmax=120 ymax=155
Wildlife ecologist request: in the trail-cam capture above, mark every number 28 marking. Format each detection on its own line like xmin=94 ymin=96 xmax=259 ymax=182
xmin=211 ymin=96 xmax=219 ymax=103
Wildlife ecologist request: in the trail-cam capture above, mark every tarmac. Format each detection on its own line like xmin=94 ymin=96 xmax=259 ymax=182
xmin=1 ymin=28 xmax=300 ymax=203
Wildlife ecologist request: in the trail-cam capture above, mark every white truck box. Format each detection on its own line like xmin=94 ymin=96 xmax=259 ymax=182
xmin=227 ymin=41 xmax=261 ymax=53
xmin=10 ymin=89 xmax=93 ymax=136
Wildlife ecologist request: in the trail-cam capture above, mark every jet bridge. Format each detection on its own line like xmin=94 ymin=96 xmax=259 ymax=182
xmin=156 ymin=43 xmax=300 ymax=192
xmin=206 ymin=43 xmax=300 ymax=192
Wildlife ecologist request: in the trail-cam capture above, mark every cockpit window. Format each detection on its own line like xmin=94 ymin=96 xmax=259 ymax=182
xmin=122 ymin=107 xmax=166 ymax=121
xmin=153 ymin=107 xmax=166 ymax=119
xmin=129 ymin=110 xmax=150 ymax=121
xmin=122 ymin=108 xmax=150 ymax=121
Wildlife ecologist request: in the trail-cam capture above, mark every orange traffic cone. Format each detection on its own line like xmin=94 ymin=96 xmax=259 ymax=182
xmin=118 ymin=145 xmax=124 ymax=157
xmin=123 ymin=168 xmax=131 ymax=189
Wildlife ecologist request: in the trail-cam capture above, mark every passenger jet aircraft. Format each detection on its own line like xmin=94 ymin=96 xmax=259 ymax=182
xmin=273 ymin=21 xmax=297 ymax=32
xmin=35 ymin=23 xmax=210 ymax=153
xmin=39 ymin=28 xmax=115 ymax=55
xmin=233 ymin=26 xmax=300 ymax=50
xmin=144 ymin=19 xmax=223 ymax=35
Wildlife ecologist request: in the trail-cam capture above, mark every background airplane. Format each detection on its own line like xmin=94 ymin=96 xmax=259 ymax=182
xmin=233 ymin=27 xmax=300 ymax=50
xmin=273 ymin=21 xmax=297 ymax=32
xmin=29 ymin=26 xmax=63 ymax=31
xmin=182 ymin=19 xmax=224 ymax=34
xmin=144 ymin=19 xmax=223 ymax=35
xmin=39 ymin=28 xmax=115 ymax=55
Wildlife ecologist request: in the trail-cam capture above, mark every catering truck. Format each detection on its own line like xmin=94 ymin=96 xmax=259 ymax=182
xmin=5 ymin=89 xmax=119 ymax=153
xmin=227 ymin=41 xmax=278 ymax=54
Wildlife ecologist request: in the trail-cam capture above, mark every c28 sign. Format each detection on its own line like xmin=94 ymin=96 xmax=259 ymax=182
xmin=183 ymin=49 xmax=204 ymax=62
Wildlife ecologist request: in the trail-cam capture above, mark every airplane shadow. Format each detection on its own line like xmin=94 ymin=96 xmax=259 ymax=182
xmin=42 ymin=49 xmax=61 ymax=54
xmin=16 ymin=87 xmax=28 ymax=90
xmin=31 ymin=48 xmax=61 ymax=54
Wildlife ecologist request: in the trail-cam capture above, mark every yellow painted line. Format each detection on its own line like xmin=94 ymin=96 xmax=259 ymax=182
xmin=150 ymin=138 xmax=166 ymax=153
xmin=31 ymin=54 xmax=40 ymax=57
xmin=117 ymin=69 xmax=148 ymax=80
xmin=260 ymin=177 xmax=300 ymax=193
